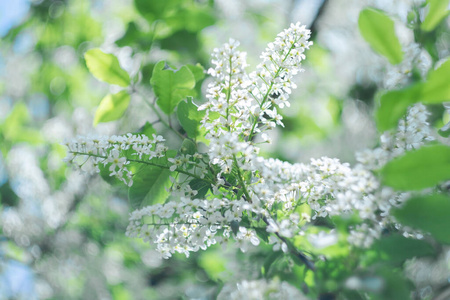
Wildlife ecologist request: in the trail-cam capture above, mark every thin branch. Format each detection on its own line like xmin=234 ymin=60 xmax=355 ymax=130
xmin=262 ymin=216 xmax=316 ymax=271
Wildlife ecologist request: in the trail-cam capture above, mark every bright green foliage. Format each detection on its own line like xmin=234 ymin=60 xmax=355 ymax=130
xmin=358 ymin=8 xmax=404 ymax=64
xmin=177 ymin=99 xmax=206 ymax=139
xmin=0 ymin=103 xmax=43 ymax=146
xmin=128 ymin=164 xmax=173 ymax=209
xmin=421 ymin=0 xmax=450 ymax=32
xmin=393 ymin=194 xmax=450 ymax=244
xmin=136 ymin=122 xmax=157 ymax=138
xmin=381 ymin=144 xmax=450 ymax=190
xmin=134 ymin=0 xmax=214 ymax=40
xmin=151 ymin=61 xmax=196 ymax=115
xmin=93 ymin=91 xmax=131 ymax=125
xmin=186 ymin=64 xmax=205 ymax=82
xmin=421 ymin=58 xmax=450 ymax=103
xmin=198 ymin=249 xmax=228 ymax=281
xmin=85 ymin=49 xmax=130 ymax=87
xmin=3 ymin=1 xmax=450 ymax=299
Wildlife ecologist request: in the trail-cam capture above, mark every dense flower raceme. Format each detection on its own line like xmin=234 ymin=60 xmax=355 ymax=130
xmin=65 ymin=23 xmax=436 ymax=260
xmin=64 ymin=133 xmax=170 ymax=187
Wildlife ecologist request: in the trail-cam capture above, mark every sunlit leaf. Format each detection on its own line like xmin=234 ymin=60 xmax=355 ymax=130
xmin=421 ymin=0 xmax=450 ymax=32
xmin=381 ymin=144 xmax=450 ymax=190
xmin=85 ymin=49 xmax=130 ymax=87
xmin=358 ymin=8 xmax=403 ymax=64
xmin=151 ymin=61 xmax=196 ymax=115
xmin=421 ymin=59 xmax=450 ymax=103
xmin=93 ymin=91 xmax=131 ymax=125
xmin=198 ymin=249 xmax=227 ymax=281
xmin=393 ymin=194 xmax=450 ymax=244
xmin=1 ymin=103 xmax=43 ymax=145
xmin=177 ymin=99 xmax=205 ymax=139
xmin=186 ymin=63 xmax=205 ymax=82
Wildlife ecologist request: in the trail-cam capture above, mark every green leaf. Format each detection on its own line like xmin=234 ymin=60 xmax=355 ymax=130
xmin=421 ymin=0 xmax=450 ymax=32
xmin=180 ymin=139 xmax=197 ymax=155
xmin=134 ymin=0 xmax=179 ymax=22
xmin=198 ymin=249 xmax=227 ymax=281
xmin=375 ymin=84 xmax=421 ymax=132
xmin=366 ymin=234 xmax=434 ymax=266
xmin=98 ymin=162 xmax=125 ymax=187
xmin=358 ymin=8 xmax=403 ymax=64
xmin=135 ymin=122 xmax=156 ymax=139
xmin=1 ymin=103 xmax=43 ymax=145
xmin=159 ymin=30 xmax=200 ymax=54
xmin=375 ymin=59 xmax=450 ymax=131
xmin=230 ymin=220 xmax=240 ymax=236
xmin=262 ymin=251 xmax=284 ymax=277
xmin=177 ymin=99 xmax=205 ymax=139
xmin=85 ymin=49 xmax=130 ymax=87
xmin=373 ymin=269 xmax=411 ymax=300
xmin=128 ymin=164 xmax=173 ymax=209
xmin=438 ymin=125 xmax=450 ymax=138
xmin=393 ymin=194 xmax=450 ymax=244
xmin=188 ymin=178 xmax=210 ymax=199
xmin=165 ymin=5 xmax=215 ymax=33
xmin=186 ymin=63 xmax=205 ymax=82
xmin=421 ymin=59 xmax=450 ymax=103
xmin=115 ymin=22 xmax=152 ymax=49
xmin=255 ymin=228 xmax=270 ymax=243
xmin=93 ymin=91 xmax=131 ymax=125
xmin=150 ymin=61 xmax=196 ymax=115
xmin=381 ymin=144 xmax=450 ymax=190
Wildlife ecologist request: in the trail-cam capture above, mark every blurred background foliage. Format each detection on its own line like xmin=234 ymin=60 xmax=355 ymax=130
xmin=0 ymin=0 xmax=449 ymax=299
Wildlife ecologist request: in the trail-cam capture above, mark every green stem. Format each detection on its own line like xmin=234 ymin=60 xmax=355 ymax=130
xmin=70 ymin=151 xmax=214 ymax=185
xmin=226 ymin=56 xmax=233 ymax=130
xmin=142 ymin=97 xmax=185 ymax=140
xmin=247 ymin=41 xmax=300 ymax=141
xmin=233 ymin=155 xmax=252 ymax=203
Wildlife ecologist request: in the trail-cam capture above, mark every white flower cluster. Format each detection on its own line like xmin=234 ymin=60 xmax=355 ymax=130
xmin=125 ymin=197 xmax=262 ymax=258
xmin=123 ymin=23 xmax=314 ymax=258
xmin=217 ymin=278 xmax=308 ymax=300
xmin=384 ymin=43 xmax=432 ymax=89
xmin=347 ymin=103 xmax=435 ymax=247
xmin=242 ymin=155 xmax=378 ymax=221
xmin=199 ymin=22 xmax=312 ymax=175
xmin=356 ymin=103 xmax=434 ymax=170
xmin=64 ymin=133 xmax=167 ymax=186
xmin=65 ymin=22 xmax=438 ymax=260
